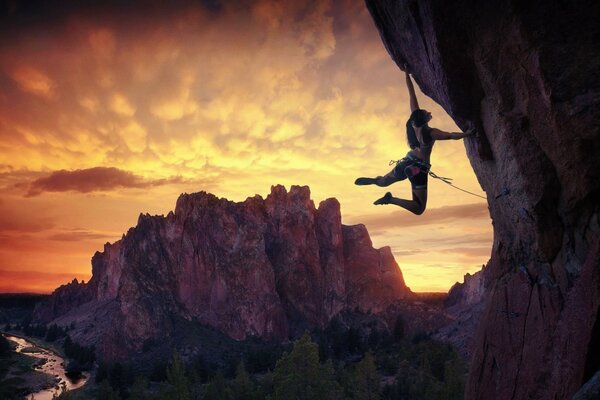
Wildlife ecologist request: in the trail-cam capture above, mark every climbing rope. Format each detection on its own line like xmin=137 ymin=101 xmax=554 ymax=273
xmin=427 ymin=170 xmax=487 ymax=200
xmin=389 ymin=158 xmax=487 ymax=200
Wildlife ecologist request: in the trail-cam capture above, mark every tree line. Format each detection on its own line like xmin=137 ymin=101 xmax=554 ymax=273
xmin=53 ymin=328 xmax=465 ymax=400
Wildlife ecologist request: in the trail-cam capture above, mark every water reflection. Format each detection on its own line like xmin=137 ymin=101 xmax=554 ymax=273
xmin=4 ymin=334 xmax=89 ymax=400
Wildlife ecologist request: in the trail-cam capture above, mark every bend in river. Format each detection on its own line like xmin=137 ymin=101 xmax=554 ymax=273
xmin=3 ymin=334 xmax=89 ymax=400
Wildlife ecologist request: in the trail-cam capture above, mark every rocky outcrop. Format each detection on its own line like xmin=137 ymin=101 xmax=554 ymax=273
xmin=33 ymin=279 xmax=92 ymax=322
xmin=435 ymin=267 xmax=486 ymax=361
xmin=445 ymin=267 xmax=485 ymax=310
xmin=366 ymin=1 xmax=600 ymax=399
xmin=34 ymin=185 xmax=411 ymax=359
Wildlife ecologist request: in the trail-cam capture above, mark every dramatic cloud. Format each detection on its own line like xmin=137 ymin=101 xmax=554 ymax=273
xmin=9 ymin=65 xmax=57 ymax=98
xmin=0 ymin=0 xmax=491 ymax=293
xmin=20 ymin=167 xmax=187 ymax=196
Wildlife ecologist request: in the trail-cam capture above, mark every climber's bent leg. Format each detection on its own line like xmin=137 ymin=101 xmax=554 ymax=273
xmin=376 ymin=189 xmax=427 ymax=215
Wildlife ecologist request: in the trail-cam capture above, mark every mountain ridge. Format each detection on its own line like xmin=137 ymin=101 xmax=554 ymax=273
xmin=33 ymin=184 xmax=414 ymax=359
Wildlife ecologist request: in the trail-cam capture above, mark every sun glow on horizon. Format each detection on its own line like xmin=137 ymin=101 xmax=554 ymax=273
xmin=0 ymin=0 xmax=491 ymax=294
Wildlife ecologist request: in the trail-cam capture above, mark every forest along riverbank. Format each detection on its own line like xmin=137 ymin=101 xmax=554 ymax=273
xmin=3 ymin=333 xmax=89 ymax=400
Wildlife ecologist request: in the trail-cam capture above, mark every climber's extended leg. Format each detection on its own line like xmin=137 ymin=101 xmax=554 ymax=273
xmin=356 ymin=161 xmax=408 ymax=187
xmin=374 ymin=189 xmax=427 ymax=215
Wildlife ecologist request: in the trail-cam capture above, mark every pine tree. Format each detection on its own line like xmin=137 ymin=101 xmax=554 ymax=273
xmin=253 ymin=371 xmax=274 ymax=400
xmin=319 ymin=360 xmax=343 ymax=399
xmin=232 ymin=361 xmax=254 ymax=400
xmin=442 ymin=355 xmax=464 ymax=400
xmin=273 ymin=331 xmax=342 ymax=400
xmin=166 ymin=352 xmax=191 ymax=400
xmin=203 ymin=371 xmax=233 ymax=400
xmin=353 ymin=352 xmax=380 ymax=400
xmin=129 ymin=375 xmax=150 ymax=400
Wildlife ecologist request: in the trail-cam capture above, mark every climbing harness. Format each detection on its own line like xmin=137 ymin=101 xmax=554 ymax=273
xmin=389 ymin=158 xmax=487 ymax=200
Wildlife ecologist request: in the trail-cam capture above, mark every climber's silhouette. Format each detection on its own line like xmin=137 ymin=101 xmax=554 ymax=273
xmin=355 ymin=65 xmax=475 ymax=215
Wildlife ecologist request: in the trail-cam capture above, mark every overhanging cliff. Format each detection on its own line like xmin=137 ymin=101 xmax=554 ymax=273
xmin=365 ymin=1 xmax=600 ymax=399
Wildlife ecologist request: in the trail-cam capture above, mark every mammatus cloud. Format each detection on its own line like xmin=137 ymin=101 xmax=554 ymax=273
xmin=0 ymin=0 xmax=388 ymax=178
xmin=8 ymin=65 xmax=57 ymax=99
xmin=19 ymin=167 xmax=187 ymax=197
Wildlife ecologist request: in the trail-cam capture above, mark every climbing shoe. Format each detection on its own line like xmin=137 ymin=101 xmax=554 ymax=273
xmin=355 ymin=177 xmax=376 ymax=185
xmin=374 ymin=192 xmax=393 ymax=205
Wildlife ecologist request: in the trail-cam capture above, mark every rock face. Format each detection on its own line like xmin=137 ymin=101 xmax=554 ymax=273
xmin=366 ymin=1 xmax=600 ymax=399
xmin=34 ymin=185 xmax=411 ymax=358
xmin=444 ymin=267 xmax=485 ymax=310
xmin=435 ymin=267 xmax=486 ymax=361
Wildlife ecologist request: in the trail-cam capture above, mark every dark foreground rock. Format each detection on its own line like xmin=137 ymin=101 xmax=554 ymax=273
xmin=366 ymin=1 xmax=600 ymax=399
xmin=573 ymin=370 xmax=600 ymax=400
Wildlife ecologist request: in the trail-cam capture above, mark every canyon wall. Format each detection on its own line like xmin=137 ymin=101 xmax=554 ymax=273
xmin=365 ymin=1 xmax=600 ymax=398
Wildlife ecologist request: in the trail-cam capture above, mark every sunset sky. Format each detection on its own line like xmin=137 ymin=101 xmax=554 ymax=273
xmin=0 ymin=0 xmax=491 ymax=293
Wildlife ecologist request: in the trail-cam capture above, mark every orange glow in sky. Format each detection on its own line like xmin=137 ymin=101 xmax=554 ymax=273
xmin=0 ymin=0 xmax=491 ymax=293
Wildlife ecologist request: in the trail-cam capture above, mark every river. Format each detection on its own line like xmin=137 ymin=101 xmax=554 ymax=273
xmin=3 ymin=334 xmax=89 ymax=400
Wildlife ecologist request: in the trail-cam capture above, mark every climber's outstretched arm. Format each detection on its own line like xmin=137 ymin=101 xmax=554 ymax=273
xmin=430 ymin=127 xmax=476 ymax=140
xmin=404 ymin=67 xmax=419 ymax=112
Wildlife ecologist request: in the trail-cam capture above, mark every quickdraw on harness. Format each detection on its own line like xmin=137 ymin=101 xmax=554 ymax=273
xmin=389 ymin=158 xmax=487 ymax=200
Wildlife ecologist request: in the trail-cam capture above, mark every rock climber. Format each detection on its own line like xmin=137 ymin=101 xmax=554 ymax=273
xmin=355 ymin=65 xmax=476 ymax=215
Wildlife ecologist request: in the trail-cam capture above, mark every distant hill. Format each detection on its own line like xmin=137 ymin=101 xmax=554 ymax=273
xmin=0 ymin=293 xmax=47 ymax=325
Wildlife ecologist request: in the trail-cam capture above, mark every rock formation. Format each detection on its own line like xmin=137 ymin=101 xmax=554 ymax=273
xmin=434 ymin=267 xmax=486 ymax=361
xmin=365 ymin=1 xmax=600 ymax=399
xmin=34 ymin=185 xmax=412 ymax=359
xmin=444 ymin=267 xmax=486 ymax=310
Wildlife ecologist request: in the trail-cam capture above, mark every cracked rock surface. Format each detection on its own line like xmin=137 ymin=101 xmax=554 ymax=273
xmin=365 ymin=0 xmax=600 ymax=398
